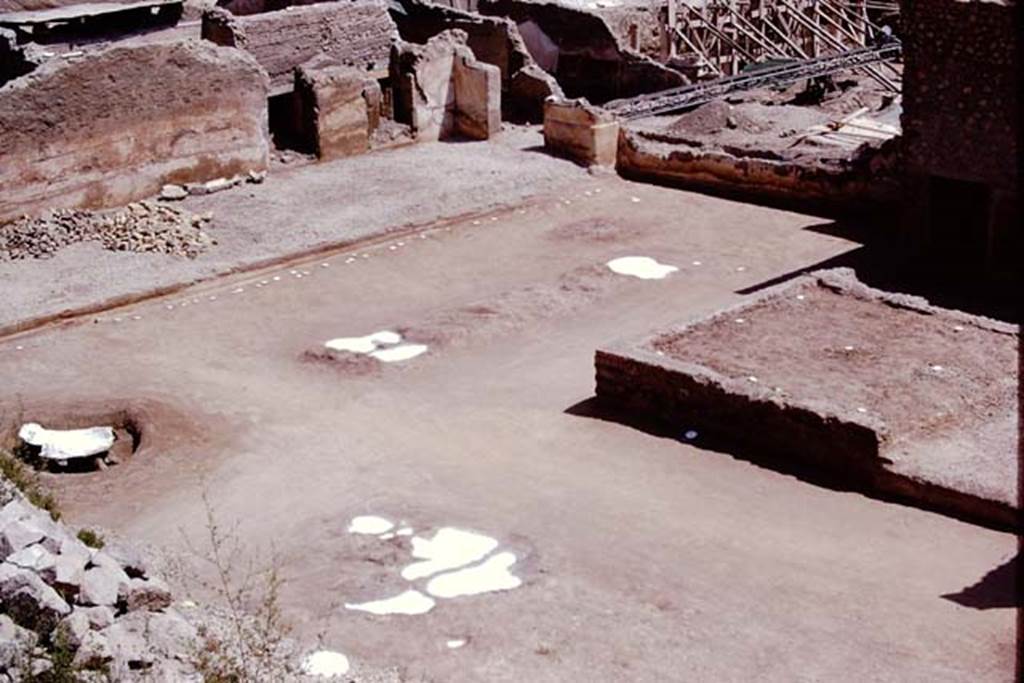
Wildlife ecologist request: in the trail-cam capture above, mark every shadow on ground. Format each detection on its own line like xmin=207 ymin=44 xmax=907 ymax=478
xmin=738 ymin=220 xmax=1019 ymax=323
xmin=565 ymin=397 xmax=1018 ymax=534
xmin=564 ymin=396 xmax=868 ymax=495
xmin=942 ymin=554 xmax=1022 ymax=609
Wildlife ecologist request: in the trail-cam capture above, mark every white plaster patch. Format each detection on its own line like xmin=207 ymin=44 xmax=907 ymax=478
xmin=426 ymin=552 xmax=522 ymax=599
xmin=402 ymin=528 xmax=499 ymax=581
xmin=370 ymin=344 xmax=428 ymax=363
xmin=324 ymin=331 xmax=427 ymax=364
xmin=345 ymin=589 xmax=436 ymax=615
xmin=18 ymin=423 xmax=114 ymax=461
xmin=301 ymin=650 xmax=350 ymax=678
xmin=396 ymin=527 xmax=414 ymax=536
xmin=348 ymin=516 xmax=394 ymax=535
xmin=606 ymin=256 xmax=678 ymax=280
xmin=446 ymin=639 xmax=467 ymax=649
xmin=325 ymin=331 xmax=401 ymax=354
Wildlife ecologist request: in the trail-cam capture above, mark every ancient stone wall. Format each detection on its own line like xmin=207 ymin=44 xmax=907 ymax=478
xmin=202 ymin=0 xmax=396 ymax=93
xmin=476 ymin=0 xmax=685 ymax=103
xmin=899 ymin=0 xmax=1019 ymax=281
xmin=589 ymin=4 xmax=663 ymax=58
xmin=0 ymin=41 xmax=269 ymax=223
xmin=543 ymin=97 xmax=619 ymax=167
xmin=389 ymin=0 xmax=560 ymax=121
xmin=390 ymin=31 xmax=500 ymax=141
xmin=295 ymin=56 xmax=381 ymax=159
xmin=901 ymin=0 xmax=1017 ymax=190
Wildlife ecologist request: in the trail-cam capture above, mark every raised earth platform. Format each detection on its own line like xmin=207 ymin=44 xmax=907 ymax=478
xmin=595 ymin=268 xmax=1019 ymax=530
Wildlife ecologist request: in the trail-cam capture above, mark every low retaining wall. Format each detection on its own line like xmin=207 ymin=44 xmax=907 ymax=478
xmin=0 ymin=41 xmax=269 ymax=223
xmin=616 ymin=127 xmax=901 ymax=209
xmin=595 ymin=268 xmax=1019 ymax=530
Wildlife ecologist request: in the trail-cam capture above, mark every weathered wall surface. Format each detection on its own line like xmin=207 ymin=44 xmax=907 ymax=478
xmin=900 ymin=0 xmax=1019 ymax=280
xmin=202 ymin=0 xmax=395 ymax=93
xmin=453 ymin=47 xmax=501 ymax=138
xmin=390 ymin=30 xmax=500 ymax=141
xmin=901 ymin=0 xmax=1017 ymax=190
xmin=390 ymin=0 xmax=561 ymax=121
xmin=295 ymin=56 xmax=380 ymax=159
xmin=476 ymin=0 xmax=685 ymax=103
xmin=617 ymin=128 xmax=901 ymax=209
xmin=0 ymin=41 xmax=269 ymax=223
xmin=543 ymin=97 xmax=619 ymax=167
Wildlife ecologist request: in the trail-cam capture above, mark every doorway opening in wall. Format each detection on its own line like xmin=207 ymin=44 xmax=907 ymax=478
xmin=268 ymin=91 xmax=313 ymax=154
xmin=927 ymin=175 xmax=990 ymax=273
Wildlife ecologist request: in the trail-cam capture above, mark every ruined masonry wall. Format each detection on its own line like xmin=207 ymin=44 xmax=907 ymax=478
xmin=901 ymin=0 xmax=1018 ymax=189
xmin=0 ymin=41 xmax=270 ymax=224
xmin=202 ymin=0 xmax=396 ymax=93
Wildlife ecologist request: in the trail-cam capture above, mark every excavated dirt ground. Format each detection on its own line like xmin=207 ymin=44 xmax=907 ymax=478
xmin=0 ymin=128 xmax=589 ymax=332
xmin=0 ymin=167 xmax=1015 ymax=681
xmin=629 ymin=73 xmax=901 ymax=162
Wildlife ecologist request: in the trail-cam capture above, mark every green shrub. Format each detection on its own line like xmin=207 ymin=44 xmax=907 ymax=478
xmin=76 ymin=528 xmax=105 ymax=550
xmin=0 ymin=449 xmax=61 ymax=521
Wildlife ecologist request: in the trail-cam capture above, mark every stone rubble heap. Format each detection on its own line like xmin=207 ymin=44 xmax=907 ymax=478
xmin=0 ymin=202 xmax=215 ymax=262
xmin=0 ymin=480 xmax=199 ymax=681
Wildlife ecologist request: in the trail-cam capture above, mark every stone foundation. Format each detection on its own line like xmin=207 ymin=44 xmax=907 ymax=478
xmin=595 ymin=268 xmax=1019 ymax=530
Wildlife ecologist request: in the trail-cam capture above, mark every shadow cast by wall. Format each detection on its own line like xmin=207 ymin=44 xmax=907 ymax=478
xmin=564 ymin=396 xmax=868 ymax=496
xmin=565 ymin=396 xmax=1019 ymax=533
xmin=942 ymin=554 xmax=1022 ymax=610
xmin=738 ymin=220 xmax=1019 ymax=323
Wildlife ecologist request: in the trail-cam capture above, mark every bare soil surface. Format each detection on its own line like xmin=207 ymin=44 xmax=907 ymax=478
xmin=651 ymin=276 xmax=1018 ymax=513
xmin=0 ymin=174 xmax=1014 ymax=681
xmin=0 ymin=127 xmax=588 ymax=331
xmin=629 ymin=74 xmax=901 ymax=162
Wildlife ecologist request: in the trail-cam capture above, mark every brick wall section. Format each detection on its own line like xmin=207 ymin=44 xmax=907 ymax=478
xmin=202 ymin=0 xmax=396 ymax=93
xmin=901 ymin=0 xmax=1018 ymax=189
xmin=0 ymin=41 xmax=269 ymax=223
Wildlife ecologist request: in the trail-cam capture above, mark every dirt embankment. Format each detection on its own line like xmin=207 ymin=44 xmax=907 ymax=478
xmin=617 ymin=77 xmax=903 ymax=208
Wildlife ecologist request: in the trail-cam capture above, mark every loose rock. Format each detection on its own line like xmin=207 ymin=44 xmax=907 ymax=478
xmin=0 ymin=202 xmax=215 ymax=261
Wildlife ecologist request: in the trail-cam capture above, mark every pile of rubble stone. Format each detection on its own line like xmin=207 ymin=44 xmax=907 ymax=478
xmin=0 ymin=202 xmax=215 ymax=262
xmin=0 ymin=478 xmax=199 ymax=680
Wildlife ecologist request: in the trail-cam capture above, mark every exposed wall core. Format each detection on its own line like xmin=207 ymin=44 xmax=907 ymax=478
xmin=0 ymin=41 xmax=270 ymax=222
xmin=202 ymin=0 xmax=396 ymax=94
